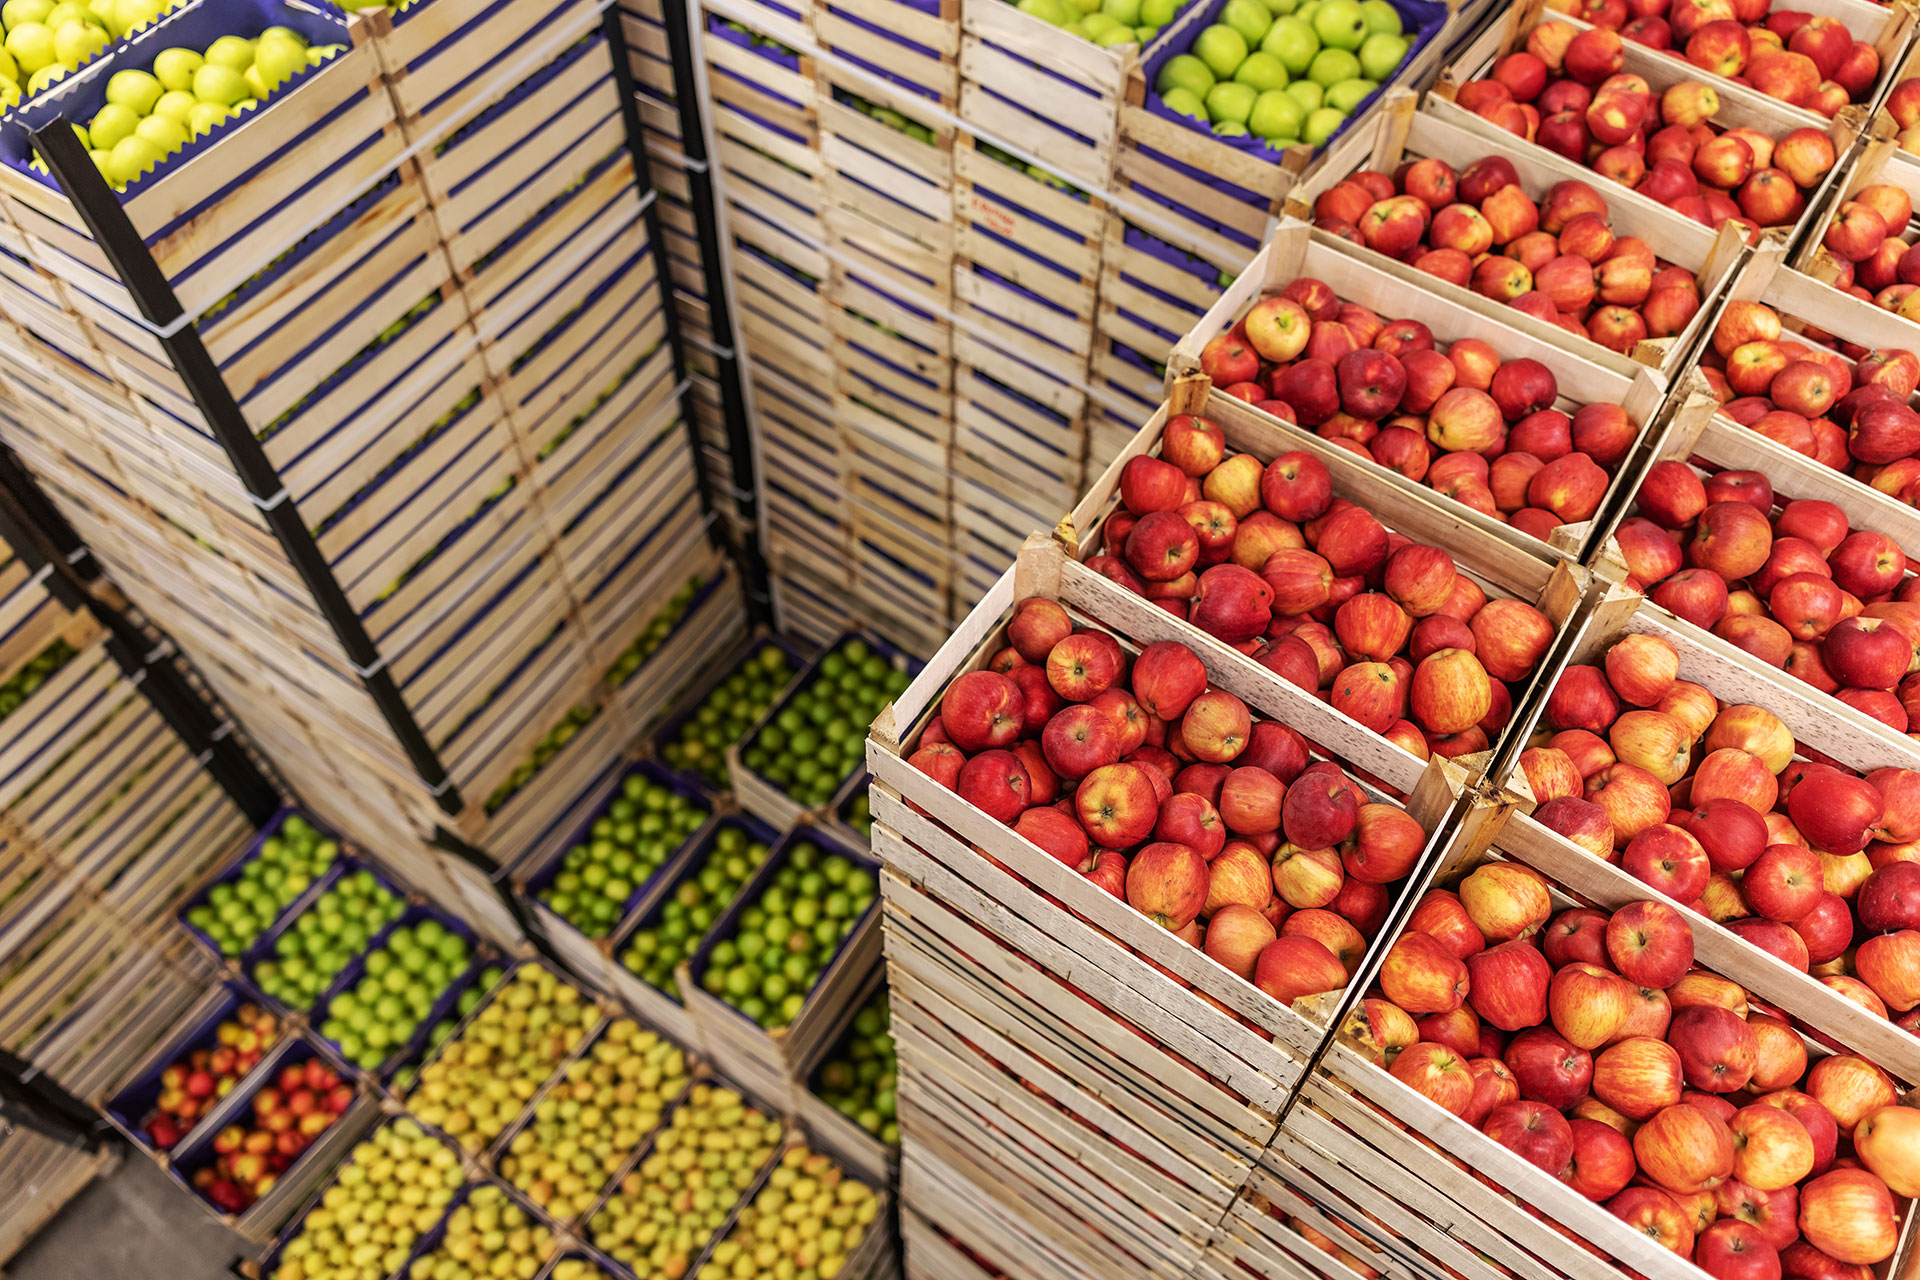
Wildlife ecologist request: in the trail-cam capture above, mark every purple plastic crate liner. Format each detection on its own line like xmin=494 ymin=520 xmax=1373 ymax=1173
xmin=615 ymin=813 xmax=784 ymax=1007
xmin=703 ymin=13 xmax=805 ymax=72
xmin=523 ymin=760 xmax=713 ymax=915
xmin=468 ymin=149 xmax=631 ymax=282
xmin=682 ymin=822 xmax=881 ymax=1027
xmin=1136 ymin=0 xmax=1448 ymax=195
xmin=179 ymin=808 xmax=338 ymax=959
xmin=6 ymin=0 xmax=361 ymax=250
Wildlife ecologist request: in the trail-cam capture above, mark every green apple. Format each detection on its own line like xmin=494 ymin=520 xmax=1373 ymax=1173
xmin=0 ymin=47 xmax=17 ymax=81
xmin=1233 ymin=49 xmax=1288 ymax=90
xmin=108 ymin=0 xmax=158 ymax=34
xmin=1067 ymin=0 xmax=1101 ymax=14
xmin=1260 ymin=15 xmax=1317 ymax=74
xmin=1248 ymin=85 xmax=1305 ymax=138
xmin=1156 ymin=51 xmax=1215 ymax=98
xmin=1361 ymin=0 xmax=1400 ymax=33
xmin=0 ymin=83 xmax=18 ymax=108
xmin=105 ymin=133 xmax=162 ymax=185
xmin=105 ymin=67 xmax=161 ymax=112
xmin=1191 ymin=23 xmax=1247 ymax=79
xmin=1308 ymin=46 xmax=1359 ymax=84
xmin=133 ymin=113 xmax=186 ymax=150
xmin=1303 ymin=104 xmax=1344 ymax=144
xmin=151 ymin=88 xmax=194 ymax=121
xmin=259 ymin=24 xmax=299 ymax=40
xmin=24 ymin=62 xmax=62 ymax=92
xmin=87 ymin=146 xmax=108 ymax=174
xmin=1141 ymin=0 xmax=1176 ymax=21
xmin=1081 ymin=11 xmax=1122 ymax=36
xmin=191 ymin=62 xmax=246 ymax=105
xmin=44 ymin=2 xmax=92 ymax=26
xmin=153 ymin=46 xmax=200 ymax=90
xmin=4 ymin=24 xmax=55 ymax=74
xmin=1357 ymin=30 xmax=1406 ymax=79
xmin=1161 ymin=85 xmax=1208 ymax=122
xmin=85 ymin=0 xmax=111 ymax=25
xmin=1205 ymin=78 xmax=1256 ymax=124
xmin=1296 ymin=0 xmax=1320 ymax=17
xmin=1137 ymin=25 xmax=1158 ymax=40
xmin=1284 ymin=78 xmax=1323 ymax=111
xmin=1213 ymin=120 xmax=1248 ymax=134
xmin=1102 ymin=0 xmax=1141 ymax=25
xmin=1095 ymin=23 xmax=1133 ymax=42
xmin=1311 ymin=0 xmax=1366 ymax=49
xmin=186 ymin=99 xmax=228 ymax=135
xmin=204 ymin=34 xmax=253 ymax=70
xmin=1256 ymin=0 xmax=1298 ymax=13
xmin=1019 ymin=0 xmax=1069 ymax=23
xmin=1220 ymin=0 xmax=1270 ymax=46
xmin=68 ymin=122 xmax=86 ymax=147
xmin=242 ymin=62 xmax=268 ymax=98
xmin=52 ymin=19 xmax=107 ymax=65
xmin=0 ymin=0 xmax=53 ymax=28
xmin=87 ymin=99 xmax=137 ymax=148
xmin=1325 ymin=75 xmax=1375 ymax=111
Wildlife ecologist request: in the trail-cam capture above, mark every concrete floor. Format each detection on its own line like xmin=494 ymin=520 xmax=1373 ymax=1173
xmin=7 ymin=1148 xmax=243 ymax=1280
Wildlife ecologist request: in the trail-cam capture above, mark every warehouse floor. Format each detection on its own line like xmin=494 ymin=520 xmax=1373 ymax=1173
xmin=10 ymin=1152 xmax=240 ymax=1280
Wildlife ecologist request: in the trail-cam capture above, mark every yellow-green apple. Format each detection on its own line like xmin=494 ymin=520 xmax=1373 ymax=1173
xmin=1407 ymin=889 xmax=1485 ymax=959
xmin=1593 ymin=1035 xmax=1683 ymax=1120
xmin=1181 ymin=690 xmax=1252 ymax=763
xmin=1852 ymin=1105 xmax=1920 ymax=1197
xmin=1727 ymin=1104 xmax=1814 ymax=1190
xmin=1272 ymin=844 xmax=1344 ymax=909
xmin=1465 ymin=940 xmax=1552 ymax=1030
xmin=1796 ymin=1170 xmax=1899 ymax=1265
xmin=1203 ymin=903 xmax=1276 ymax=978
xmin=1388 ymin=1041 xmax=1475 ymax=1116
xmin=957 ymin=750 xmax=1030 ymax=822
xmin=1203 ymin=842 xmax=1271 ymax=916
xmin=1482 ymin=1099 xmax=1576 ymax=1173
xmin=1342 ymin=997 xmax=1419 ymax=1066
xmin=1634 ymin=1103 xmax=1737 ymax=1194
xmin=940 ymin=670 xmax=1024 ymax=751
xmin=1608 ymin=1186 xmax=1695 ymax=1256
xmin=1254 ymin=935 xmax=1347 ymax=1004
xmin=1459 ymin=862 xmax=1552 ymax=942
xmin=1550 ymin=961 xmax=1632 ymax=1049
xmin=1380 ymin=931 xmax=1469 ymax=1013
xmin=1506 ymin=1024 xmax=1594 ymax=1110
xmin=1669 ymin=1005 xmax=1758 ymax=1093
xmin=1606 ymin=900 xmax=1694 ymax=989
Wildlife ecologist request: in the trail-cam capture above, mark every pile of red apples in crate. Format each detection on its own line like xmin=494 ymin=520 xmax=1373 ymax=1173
xmin=1362 ymin=854 xmax=1915 ymax=1275
xmin=1452 ymin=25 xmax=1841 ymax=232
xmin=194 ymin=1058 xmax=353 ymax=1213
xmin=141 ymin=1003 xmax=279 ymax=1150
xmin=1312 ymin=157 xmax=1707 ymax=352
xmin=1200 ymin=277 xmax=1639 ymax=541
xmin=1520 ymin=628 xmax=1920 ymax=1027
xmin=1818 ymin=184 xmax=1920 ymax=317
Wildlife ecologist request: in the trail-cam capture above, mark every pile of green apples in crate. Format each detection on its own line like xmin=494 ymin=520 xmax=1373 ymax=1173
xmin=619 ymin=825 xmax=771 ymax=995
xmin=536 ymin=774 xmax=707 ymax=937
xmin=1011 ymin=0 xmax=1185 ymax=48
xmin=602 ymin=575 xmax=706 ymax=686
xmin=814 ymin=989 xmax=897 ymax=1146
xmin=0 ymin=637 xmax=74 ymax=721
xmin=318 ymin=919 xmax=473 ymax=1072
xmin=1155 ymin=0 xmax=1411 ymax=146
xmin=739 ymin=637 xmax=910 ymax=806
xmin=706 ymin=1147 xmax=882 ymax=1280
xmin=659 ymin=645 xmax=797 ymax=789
xmin=405 ymin=1184 xmax=555 ymax=1280
xmin=73 ymin=28 xmax=345 ymax=188
xmin=253 ymin=868 xmax=403 ymax=1010
xmin=0 ymin=0 xmax=165 ymax=106
xmin=699 ymin=837 xmax=875 ymax=1029
xmin=185 ymin=816 xmax=336 ymax=957
xmin=268 ymin=1119 xmax=464 ymax=1280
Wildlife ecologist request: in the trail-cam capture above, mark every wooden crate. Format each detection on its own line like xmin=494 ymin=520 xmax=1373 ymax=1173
xmin=719 ymin=129 xmax=829 ymax=271
xmin=814 ymin=0 xmax=960 ymax=105
xmin=866 ymin=537 xmax=1469 ymax=1146
xmin=1169 ymin=220 xmax=1675 ymax=566
xmin=1094 ymin=211 xmax=1233 ymax=379
xmin=951 ymin=358 xmax=1087 ymax=518
xmin=790 ymin=968 xmax=894 ymax=1186
xmin=901 ymin=1208 xmax=1007 ymax=1280
xmin=1287 ymin=89 xmax=1750 ymax=385
xmin=373 ymin=0 xmax=605 ymax=140
xmin=705 ymin=17 xmax=820 ymax=139
xmin=1113 ymin=0 xmax=1465 ymax=276
xmin=900 ymin=1141 xmax=1113 ymax=1280
xmin=1068 ymin=389 xmax=1589 ymax=786
xmin=1432 ymin=7 xmax=1861 ymax=247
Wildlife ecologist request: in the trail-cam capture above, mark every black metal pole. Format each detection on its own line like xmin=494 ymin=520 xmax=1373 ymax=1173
xmin=430 ymin=827 xmax=568 ymax=970
xmin=0 ymin=441 xmax=96 ymax=583
xmin=639 ymin=0 xmax=774 ymax=625
xmin=28 ymin=122 xmax=463 ymax=817
xmin=0 ymin=1048 xmax=110 ymax=1151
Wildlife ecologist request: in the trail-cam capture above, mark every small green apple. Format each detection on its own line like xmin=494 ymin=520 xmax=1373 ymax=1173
xmin=1325 ymin=75 xmax=1375 ymax=111
xmin=1213 ymin=120 xmax=1248 ymax=134
xmin=1136 ymin=25 xmax=1157 ymax=40
xmin=191 ymin=62 xmax=246 ymax=105
xmin=1191 ymin=23 xmax=1247 ymax=79
xmin=1247 ymin=85 xmax=1305 ymax=138
xmin=1260 ymin=15 xmax=1317 ymax=74
xmin=0 ymin=47 xmax=17 ymax=81
xmin=87 ymin=146 xmax=108 ymax=174
xmin=1161 ymin=85 xmax=1208 ymax=122
xmin=152 ymin=89 xmax=194 ymax=121
xmin=153 ymin=46 xmax=201 ymax=91
xmin=109 ymin=0 xmax=159 ymax=34
xmin=1357 ymin=30 xmax=1405 ymax=79
xmin=1018 ymin=0 xmax=1069 ymax=24
xmin=133 ymin=113 xmax=187 ymax=150
xmin=87 ymin=100 xmax=137 ymax=147
xmin=1081 ymin=11 xmax=1122 ymax=36
xmin=1311 ymin=0 xmax=1366 ymax=49
xmin=105 ymin=132 xmax=162 ymax=185
xmin=52 ymin=18 xmax=108 ymax=65
xmin=1220 ymin=0 xmax=1270 ymax=46
xmin=1094 ymin=23 xmax=1133 ymax=43
xmin=0 ymin=0 xmax=53 ymax=28
xmin=1296 ymin=0 xmax=1321 ymax=18
xmin=1141 ymin=0 xmax=1176 ymax=21
xmin=1233 ymin=49 xmax=1288 ymax=90
xmin=4 ymin=24 xmax=56 ymax=74
xmin=203 ymin=34 xmax=253 ymax=70
xmin=1067 ymin=0 xmax=1102 ymax=14
xmin=0 ymin=82 xmax=18 ymax=108
xmin=1283 ymin=78 xmax=1323 ymax=111
xmin=1204 ymin=78 xmax=1256 ymax=124
xmin=68 ymin=121 xmax=86 ymax=146
xmin=186 ymin=99 xmax=228 ymax=135
xmin=1102 ymin=0 xmax=1141 ymax=25
xmin=105 ymin=66 xmax=161 ymax=112
xmin=1155 ymin=51 xmax=1215 ymax=98
xmin=24 ymin=62 xmax=63 ymax=91
xmin=1303 ymin=104 xmax=1344 ymax=144
xmin=242 ymin=61 xmax=267 ymax=98
xmin=43 ymin=1 xmax=93 ymax=26
xmin=1307 ymin=45 xmax=1359 ymax=85
xmin=1256 ymin=0 xmax=1298 ymax=13
xmin=1360 ymin=0 xmax=1400 ymax=33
